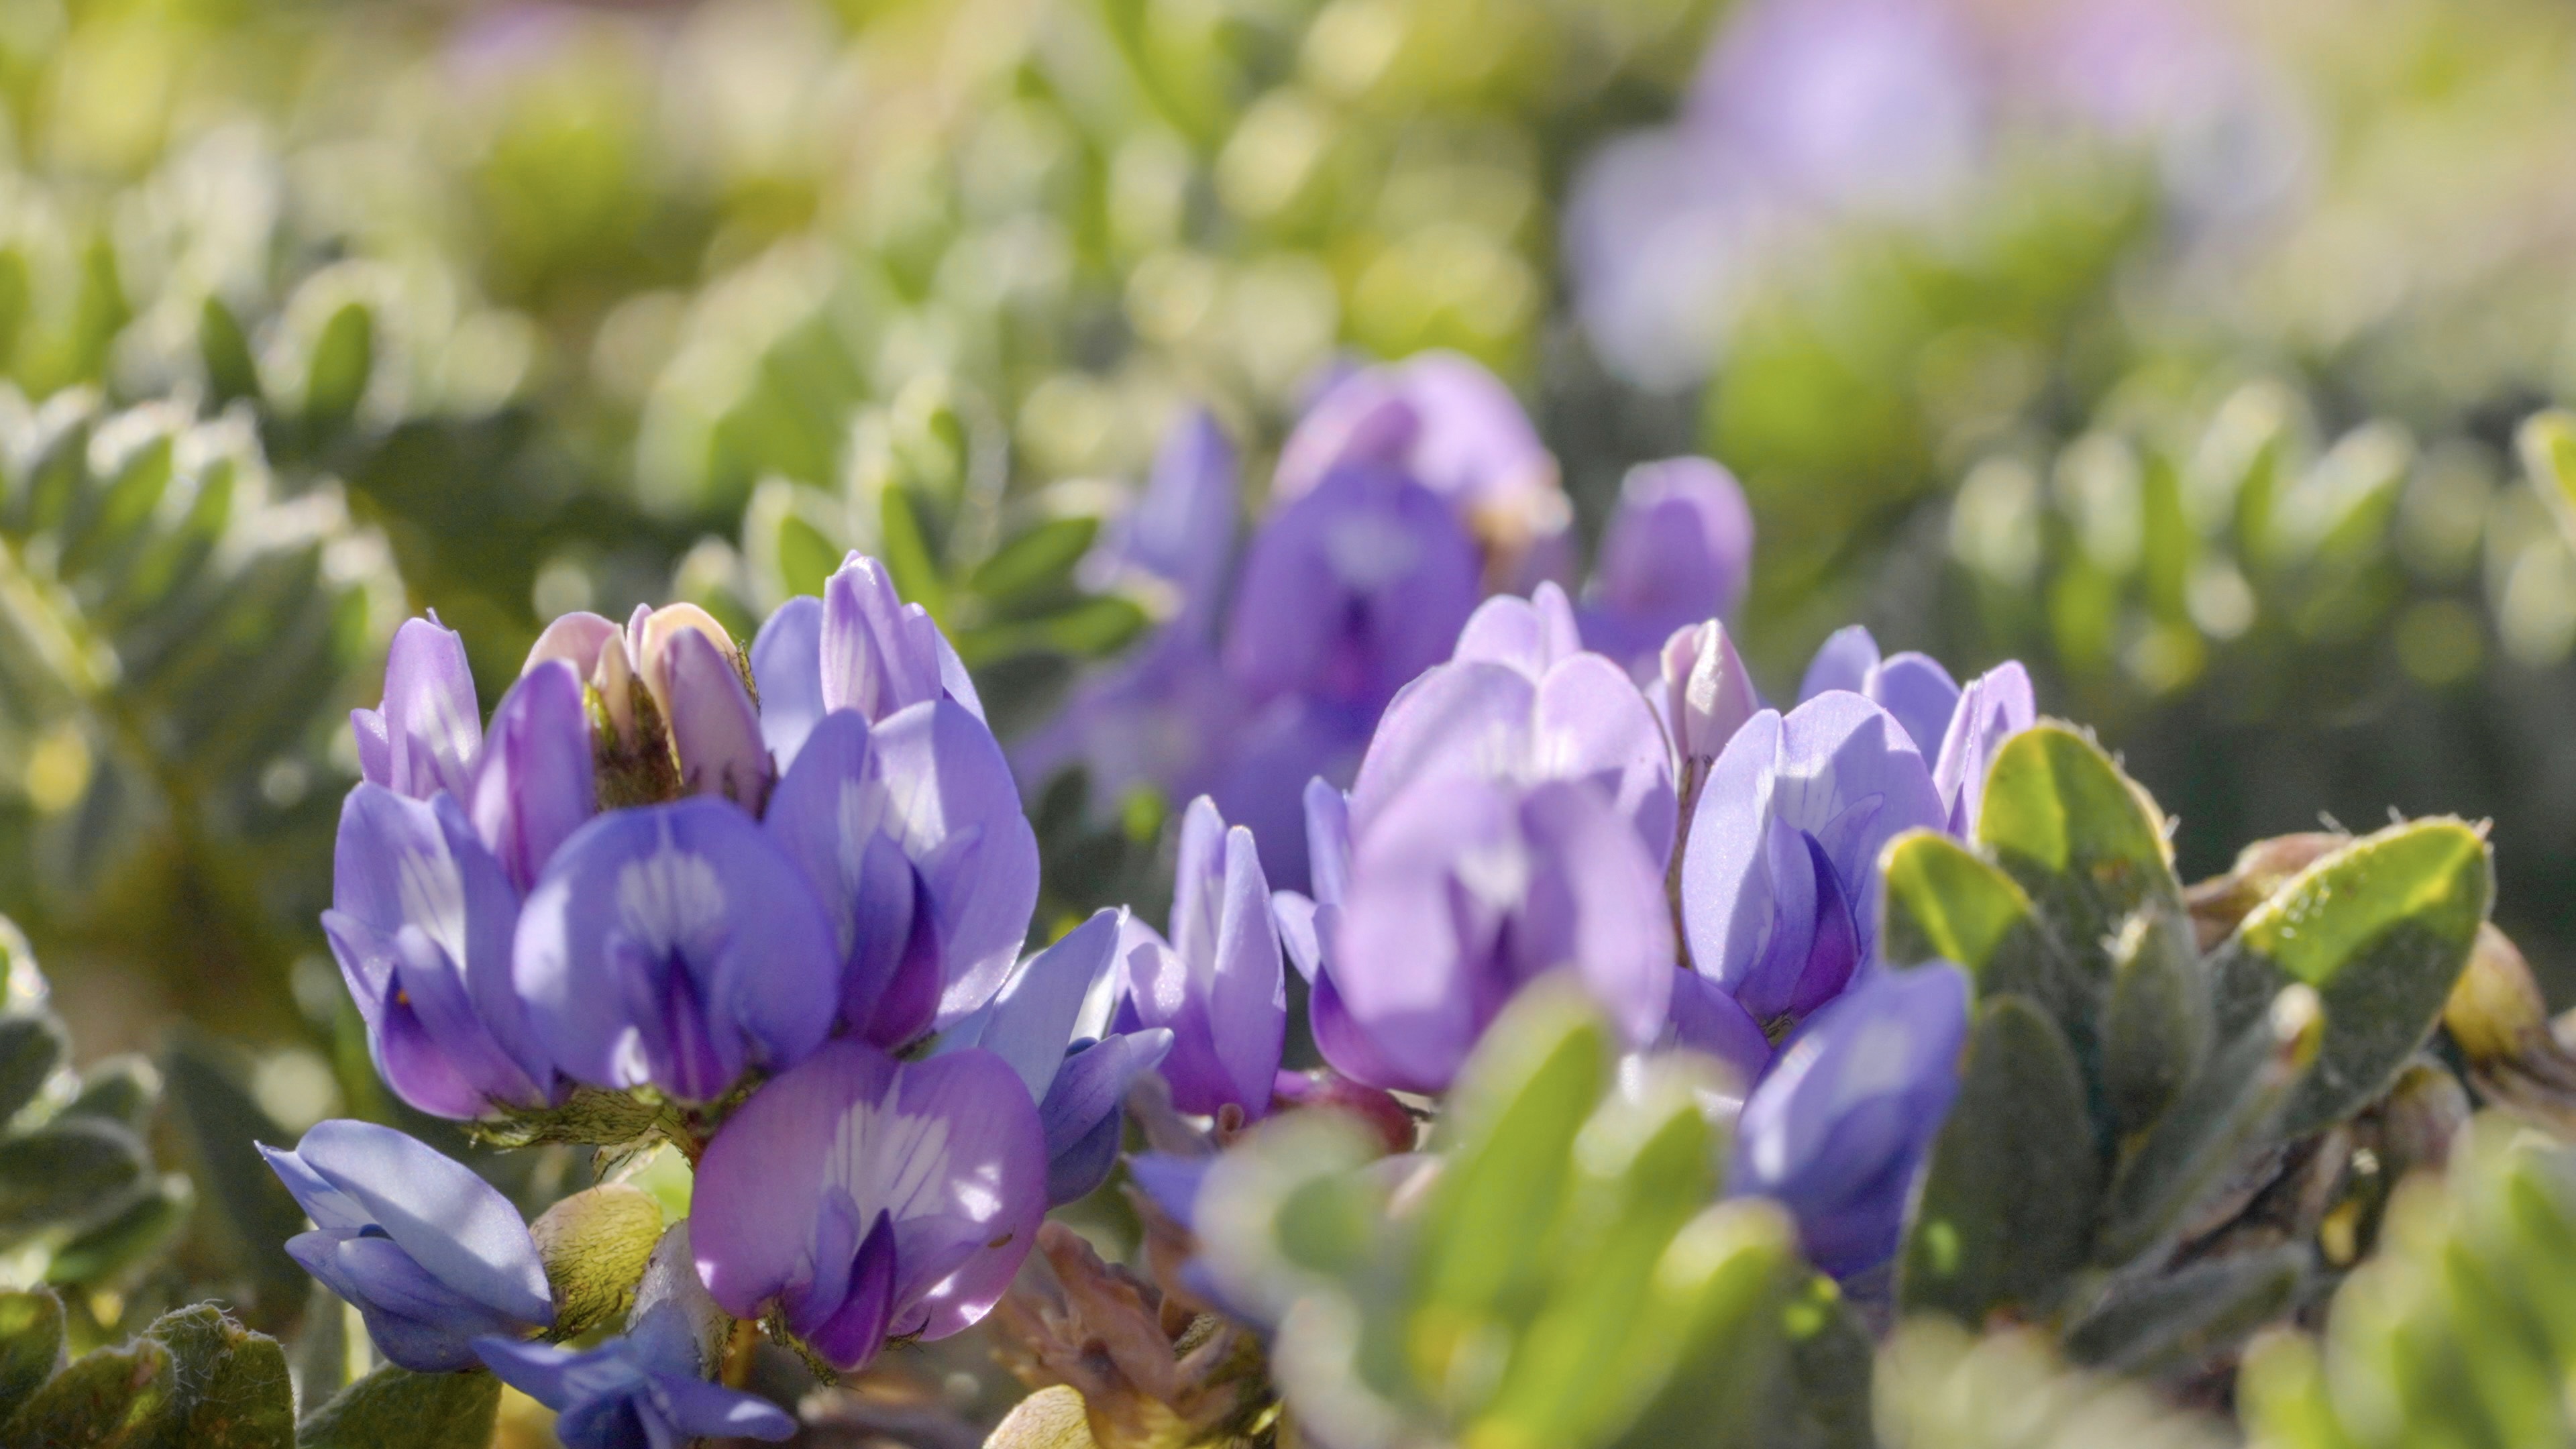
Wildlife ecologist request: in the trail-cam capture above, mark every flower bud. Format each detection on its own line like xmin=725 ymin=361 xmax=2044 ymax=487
xmin=1660 ymin=619 xmax=1759 ymax=768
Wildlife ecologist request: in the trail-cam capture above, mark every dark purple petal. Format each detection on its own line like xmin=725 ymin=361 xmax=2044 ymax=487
xmin=869 ymin=699 xmax=1041 ymax=1033
xmin=658 ymin=626 xmax=773 ymax=812
xmin=822 ymin=554 xmax=946 ymax=722
xmin=1729 ymin=964 xmax=1969 ymax=1279
xmin=1038 ymin=1030 xmax=1172 ymax=1204
xmin=514 ymin=798 xmax=840 ymax=1098
xmin=1933 ymin=660 xmax=2035 ymax=836
xmin=751 ymin=595 xmax=826 ymax=772
xmin=691 ymin=1041 xmax=1046 ymax=1364
xmin=470 ymin=660 xmax=596 ymax=894
xmin=1664 ymin=969 xmax=1773 ymax=1087
xmin=364 ymin=616 xmax=482 ymax=800
xmin=1799 ymin=625 xmax=1880 ymax=702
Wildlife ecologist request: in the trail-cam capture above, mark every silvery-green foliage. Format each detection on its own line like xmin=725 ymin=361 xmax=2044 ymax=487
xmin=0 ymin=390 xmax=398 ymax=1026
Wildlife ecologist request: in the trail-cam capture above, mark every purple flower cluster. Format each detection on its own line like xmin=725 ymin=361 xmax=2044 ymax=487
xmin=311 ymin=552 xmax=1170 ymax=1379
xmin=1019 ymin=352 xmax=1753 ymax=888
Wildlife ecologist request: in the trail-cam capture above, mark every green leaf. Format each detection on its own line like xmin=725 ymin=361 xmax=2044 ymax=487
xmin=1899 ymin=994 xmax=2102 ymax=1324
xmin=61 ymin=1056 xmax=157 ymax=1133
xmin=1602 ymin=1204 xmax=1802 ymax=1449
xmin=775 ymin=511 xmax=841 ymax=599
xmin=140 ymin=1303 xmax=293 ymax=1449
xmin=0 ymin=1289 xmax=64 ymax=1423
xmin=0 ymin=1118 xmax=150 ymax=1238
xmin=199 ymin=297 xmax=262 ymax=407
xmin=2100 ymin=904 xmax=2212 ymax=1136
xmin=2095 ymin=989 xmax=2320 ymax=1267
xmin=2206 ymin=819 xmax=2491 ymax=1138
xmin=1975 ymin=724 xmax=2182 ymax=993
xmin=0 ymin=1010 xmax=67 ymax=1124
xmin=969 ymin=516 xmax=1097 ymax=605
xmin=296 ymin=1364 xmax=500 ymax=1449
xmin=0 ymin=1332 xmax=176 ymax=1449
xmin=2063 ymin=1246 xmax=2306 ymax=1374
xmin=877 ymin=485 xmax=949 ymax=621
xmin=45 ymin=1177 xmax=192 ymax=1285
xmin=301 ymin=303 xmax=372 ymax=432
xmin=1876 ymin=830 xmax=2079 ymax=1018
xmin=159 ymin=1034 xmax=307 ymax=1316
xmin=1410 ymin=981 xmax=1611 ymax=1400
xmin=1477 ymin=1060 xmax=1721 ymax=1446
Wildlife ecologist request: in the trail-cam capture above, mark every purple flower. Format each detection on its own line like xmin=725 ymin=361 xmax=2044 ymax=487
xmin=476 ymin=1226 xmax=793 ymax=1449
xmin=1348 ymin=586 xmax=1678 ymax=867
xmin=1222 ymin=462 xmax=1483 ymax=718
xmin=938 ymin=909 xmax=1174 ymax=1205
xmin=1799 ymin=625 xmax=1962 ymax=762
xmin=1931 ymin=660 xmax=2035 ymax=835
xmin=1679 ymin=692 xmax=1947 ymax=1034
xmin=762 ymin=705 xmax=1039 ymax=1049
xmin=690 ymin=1040 xmax=1047 ymax=1371
xmin=749 ymin=553 xmax=986 ymax=773
xmin=323 ymin=785 xmax=555 ymax=1118
xmin=1308 ymin=775 xmax=1674 ymax=1094
xmin=1729 ymin=963 xmax=1969 ymax=1279
xmin=1012 ymin=629 xmax=1248 ymax=824
xmin=1273 ymin=351 xmax=1572 ymax=590
xmin=1087 ymin=408 xmax=1240 ymax=635
xmin=521 ymin=603 xmax=773 ymax=810
xmin=1579 ymin=458 xmax=1756 ymax=667
xmin=1114 ymin=797 xmax=1287 ymax=1120
xmin=470 ymin=660 xmax=596 ymax=894
xmin=262 ymin=1119 xmax=553 ymax=1373
xmin=353 ymin=616 xmax=482 ymax=801
xmin=512 ymin=797 xmax=841 ymax=1102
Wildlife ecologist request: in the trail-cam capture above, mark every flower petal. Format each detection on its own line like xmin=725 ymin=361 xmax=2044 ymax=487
xmin=750 ymin=595 xmax=825 ymax=772
xmin=1798 ymin=624 xmax=1879 ymax=702
xmin=471 ymin=660 xmax=596 ymax=894
xmin=869 ymin=700 xmax=1040 ymax=1031
xmin=292 ymin=1119 xmax=551 ymax=1326
xmin=374 ymin=616 xmax=482 ymax=800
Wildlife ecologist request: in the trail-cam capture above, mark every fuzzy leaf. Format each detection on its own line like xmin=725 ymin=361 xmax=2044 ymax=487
xmin=1975 ymin=725 xmax=2182 ymax=987
xmin=296 ymin=1364 xmax=500 ymax=1449
xmin=0 ymin=1288 xmax=64 ymax=1423
xmin=1900 ymin=995 xmax=2102 ymax=1324
xmin=2064 ymin=1246 xmax=2306 ymax=1374
xmin=2207 ymin=819 xmax=2491 ymax=1139
xmin=2100 ymin=904 xmax=2212 ymax=1136
xmin=0 ymin=1010 xmax=66 ymax=1124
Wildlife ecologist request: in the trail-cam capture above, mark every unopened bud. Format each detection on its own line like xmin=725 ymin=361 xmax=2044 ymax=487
xmin=2444 ymin=923 xmax=2550 ymax=1064
xmin=529 ymin=1183 xmax=665 ymax=1342
xmin=1660 ymin=619 xmax=1758 ymax=765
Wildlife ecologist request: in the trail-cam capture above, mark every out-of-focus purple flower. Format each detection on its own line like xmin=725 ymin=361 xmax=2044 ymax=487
xmin=1680 ymin=692 xmax=1947 ymax=1034
xmin=691 ymin=1040 xmax=1046 ymax=1371
xmin=262 ymin=1119 xmax=553 ymax=1373
xmin=513 ymin=797 xmax=841 ymax=1102
xmin=1664 ymin=967 xmax=1775 ymax=1089
xmin=1012 ymin=631 xmax=1246 ymax=825
xmin=1348 ymin=588 xmax=1677 ymax=867
xmin=749 ymin=553 xmax=985 ymax=771
xmin=1660 ymin=621 xmax=1762 ymax=786
xmin=939 ymin=909 xmax=1174 ymax=1206
xmin=1932 ymin=660 xmax=2035 ymax=836
xmin=1580 ymin=459 xmax=1756 ymax=667
xmin=1273 ymin=352 xmax=1572 ymax=590
xmin=1223 ymin=462 xmax=1482 ymax=718
xmin=1691 ymin=0 xmax=1986 ymax=217
xmin=354 ymin=616 xmax=482 ymax=801
xmin=763 ymin=706 xmax=1039 ymax=1049
xmin=1114 ymin=797 xmax=1286 ymax=1120
xmin=470 ymin=660 xmax=596 ymax=894
xmin=1729 ymin=963 xmax=1969 ymax=1279
xmin=1088 ymin=409 xmax=1240 ymax=635
xmin=324 ymin=786 xmax=555 ymax=1118
xmin=477 ymin=1226 xmax=793 ymax=1449
xmin=1318 ymin=777 xmax=1674 ymax=1094
xmin=1799 ymin=625 xmax=1961 ymax=761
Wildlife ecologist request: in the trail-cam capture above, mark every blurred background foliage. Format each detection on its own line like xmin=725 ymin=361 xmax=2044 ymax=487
xmin=5 ymin=0 xmax=2576 ymax=1436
